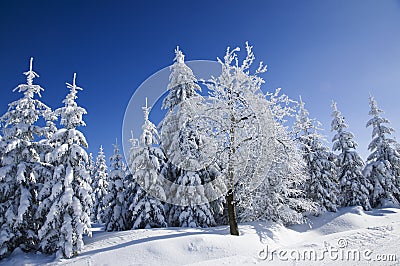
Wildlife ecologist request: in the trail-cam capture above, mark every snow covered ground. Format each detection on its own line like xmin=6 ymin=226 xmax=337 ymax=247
xmin=1 ymin=206 xmax=399 ymax=266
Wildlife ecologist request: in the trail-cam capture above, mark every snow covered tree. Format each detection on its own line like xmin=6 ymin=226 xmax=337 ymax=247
xmin=160 ymin=47 xmax=219 ymax=227
xmin=91 ymin=145 xmax=109 ymax=223
xmin=331 ymin=101 xmax=372 ymax=210
xmin=123 ymin=134 xmax=138 ymax=230
xmin=160 ymin=46 xmax=203 ymax=178
xmin=128 ymin=99 xmax=167 ymax=229
xmin=293 ymin=97 xmax=339 ymax=213
xmin=0 ymin=58 xmax=54 ymax=258
xmin=167 ymin=170 xmax=216 ymax=228
xmin=202 ymin=43 xmax=271 ymax=235
xmin=237 ymin=91 xmax=315 ymax=225
xmin=36 ymin=73 xmax=92 ymax=258
xmin=162 ymin=46 xmax=202 ymax=110
xmin=364 ymin=96 xmax=400 ymax=207
xmin=160 ymin=46 xmax=202 ymax=174
xmin=103 ymin=140 xmax=128 ymax=231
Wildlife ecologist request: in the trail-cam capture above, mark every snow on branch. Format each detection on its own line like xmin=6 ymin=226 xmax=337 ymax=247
xmin=13 ymin=57 xmax=44 ymax=98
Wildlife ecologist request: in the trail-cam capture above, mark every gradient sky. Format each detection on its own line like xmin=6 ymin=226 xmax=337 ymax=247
xmin=1 ymin=0 xmax=400 ymax=161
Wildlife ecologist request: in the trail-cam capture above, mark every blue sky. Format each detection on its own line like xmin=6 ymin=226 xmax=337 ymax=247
xmin=1 ymin=0 xmax=400 ymax=160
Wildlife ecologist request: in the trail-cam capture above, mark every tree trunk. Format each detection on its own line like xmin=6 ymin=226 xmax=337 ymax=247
xmin=226 ymin=87 xmax=239 ymax=236
xmin=226 ymin=188 xmax=239 ymax=235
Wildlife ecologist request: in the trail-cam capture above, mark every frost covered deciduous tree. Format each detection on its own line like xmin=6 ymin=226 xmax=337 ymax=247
xmin=91 ymin=145 xmax=109 ymax=223
xmin=128 ymin=100 xmax=167 ymax=229
xmin=36 ymin=73 xmax=92 ymax=258
xmin=293 ymin=97 xmax=339 ymax=213
xmin=331 ymin=101 xmax=371 ymax=210
xmin=203 ymin=43 xmax=271 ymax=235
xmin=0 ymin=58 xmax=54 ymax=258
xmin=238 ymin=91 xmax=315 ymax=225
xmin=364 ymin=96 xmax=400 ymax=207
xmin=103 ymin=141 xmax=128 ymax=231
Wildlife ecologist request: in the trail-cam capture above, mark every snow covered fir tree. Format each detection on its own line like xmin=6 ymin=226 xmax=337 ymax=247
xmin=331 ymin=101 xmax=372 ymax=210
xmin=160 ymin=47 xmax=218 ymax=228
xmin=364 ymin=96 xmax=400 ymax=208
xmin=36 ymin=73 xmax=92 ymax=258
xmin=293 ymin=97 xmax=339 ymax=213
xmin=0 ymin=58 xmax=54 ymax=258
xmin=103 ymin=141 xmax=128 ymax=231
xmin=91 ymin=145 xmax=109 ymax=223
xmin=127 ymin=99 xmax=167 ymax=229
xmin=1 ymin=44 xmax=400 ymax=261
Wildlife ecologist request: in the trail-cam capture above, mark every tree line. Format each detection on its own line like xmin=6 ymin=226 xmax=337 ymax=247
xmin=1 ymin=44 xmax=399 ymax=260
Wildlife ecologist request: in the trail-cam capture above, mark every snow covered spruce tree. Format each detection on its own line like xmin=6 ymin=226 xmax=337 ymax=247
xmin=123 ymin=133 xmax=138 ymax=229
xmin=293 ymin=97 xmax=339 ymax=213
xmin=103 ymin=140 xmax=128 ymax=231
xmin=0 ymin=58 xmax=54 ymax=258
xmin=202 ymin=43 xmax=273 ymax=235
xmin=36 ymin=73 xmax=92 ymax=258
xmin=331 ymin=101 xmax=372 ymax=210
xmin=160 ymin=46 xmax=200 ymax=183
xmin=128 ymin=99 xmax=167 ymax=229
xmin=91 ymin=145 xmax=109 ymax=223
xmin=167 ymin=169 xmax=216 ymax=228
xmin=364 ymin=96 xmax=400 ymax=207
xmin=160 ymin=47 xmax=219 ymax=227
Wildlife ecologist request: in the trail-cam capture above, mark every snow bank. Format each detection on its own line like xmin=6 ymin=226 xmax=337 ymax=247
xmin=1 ymin=207 xmax=399 ymax=265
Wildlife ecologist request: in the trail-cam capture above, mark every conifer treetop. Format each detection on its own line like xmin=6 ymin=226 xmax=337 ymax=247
xmin=142 ymin=97 xmax=150 ymax=121
xmin=112 ymin=139 xmax=121 ymax=157
xmin=14 ymin=57 xmax=44 ymax=98
xmin=57 ymin=73 xmax=87 ymax=130
xmin=64 ymin=73 xmax=83 ymax=108
xmin=129 ymin=130 xmax=139 ymax=149
xmin=367 ymin=95 xmax=392 ymax=137
xmin=368 ymin=95 xmax=382 ymax=117
xmin=163 ymin=46 xmax=201 ymax=110
xmin=296 ymin=96 xmax=312 ymax=134
xmin=331 ymin=101 xmax=349 ymax=133
xmin=140 ymin=98 xmax=159 ymax=147
xmin=366 ymin=95 xmax=396 ymax=158
xmin=174 ymin=46 xmax=185 ymax=64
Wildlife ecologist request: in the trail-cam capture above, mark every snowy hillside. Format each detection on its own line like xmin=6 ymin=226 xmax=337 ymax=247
xmin=2 ymin=206 xmax=399 ymax=266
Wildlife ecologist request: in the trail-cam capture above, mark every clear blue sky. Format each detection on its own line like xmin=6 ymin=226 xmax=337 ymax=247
xmin=1 ymin=0 xmax=400 ymax=161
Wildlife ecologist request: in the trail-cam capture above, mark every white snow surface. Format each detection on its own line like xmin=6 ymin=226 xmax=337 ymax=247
xmin=2 ymin=207 xmax=400 ymax=265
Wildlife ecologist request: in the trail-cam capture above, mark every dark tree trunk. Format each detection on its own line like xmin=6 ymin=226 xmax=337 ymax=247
xmin=226 ymin=188 xmax=239 ymax=235
xmin=226 ymin=87 xmax=239 ymax=236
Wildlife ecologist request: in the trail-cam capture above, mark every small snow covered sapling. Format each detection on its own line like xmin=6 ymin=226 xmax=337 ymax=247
xmin=91 ymin=145 xmax=109 ymax=223
xmin=103 ymin=140 xmax=128 ymax=231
